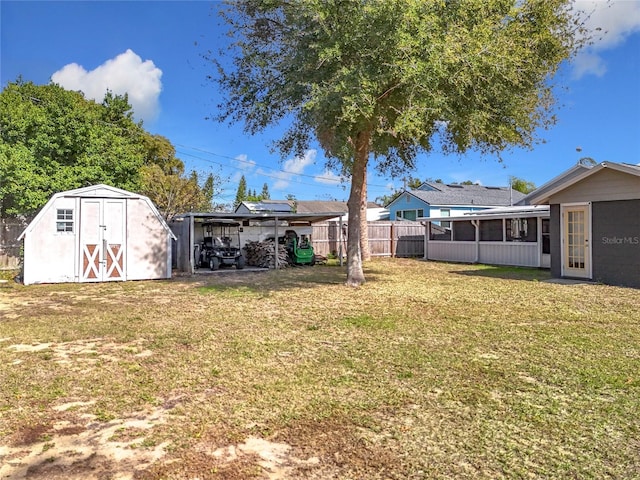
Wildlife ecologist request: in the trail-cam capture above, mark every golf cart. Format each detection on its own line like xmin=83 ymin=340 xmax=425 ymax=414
xmin=194 ymin=220 xmax=245 ymax=270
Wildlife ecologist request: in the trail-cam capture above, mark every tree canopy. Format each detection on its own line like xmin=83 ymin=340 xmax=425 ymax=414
xmin=0 ymin=80 xmax=220 ymax=220
xmin=234 ymin=176 xmax=271 ymax=207
xmin=509 ymin=176 xmax=537 ymax=194
xmin=0 ymin=80 xmax=145 ymax=217
xmin=139 ymin=134 xmax=221 ymax=221
xmin=210 ymin=0 xmax=588 ymax=286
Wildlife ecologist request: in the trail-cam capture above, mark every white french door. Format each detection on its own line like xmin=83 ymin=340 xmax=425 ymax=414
xmin=561 ymin=203 xmax=591 ymax=279
xmin=80 ymin=199 xmax=126 ymax=282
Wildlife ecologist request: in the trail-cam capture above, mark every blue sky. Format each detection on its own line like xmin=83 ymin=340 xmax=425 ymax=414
xmin=2 ymin=1 xmax=639 ymax=207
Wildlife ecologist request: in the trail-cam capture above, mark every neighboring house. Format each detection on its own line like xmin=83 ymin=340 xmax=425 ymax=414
xmin=526 ymin=161 xmax=640 ymax=288
xmin=386 ymin=182 xmax=525 ymax=222
xmin=18 ymin=184 xmax=175 ymax=285
xmin=235 ymin=199 xmax=389 ymax=221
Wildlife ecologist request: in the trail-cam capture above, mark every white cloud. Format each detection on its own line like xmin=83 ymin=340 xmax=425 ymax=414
xmin=271 ymin=149 xmax=317 ymax=190
xmin=572 ymin=0 xmax=640 ymax=78
xmin=314 ymin=169 xmax=346 ymax=185
xmin=51 ymin=49 xmax=162 ymax=122
xmin=234 ymin=154 xmax=257 ymax=171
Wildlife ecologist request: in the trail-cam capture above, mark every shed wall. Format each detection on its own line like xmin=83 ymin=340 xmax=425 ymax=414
xmin=591 ymin=199 xmax=640 ymax=288
xmin=23 ymin=196 xmax=78 ymax=285
xmin=126 ymin=198 xmax=172 ymax=280
xmin=548 ymin=169 xmax=640 ymax=204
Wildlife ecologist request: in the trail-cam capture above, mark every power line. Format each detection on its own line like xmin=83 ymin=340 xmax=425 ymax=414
xmin=174 ymin=143 xmax=396 ymax=192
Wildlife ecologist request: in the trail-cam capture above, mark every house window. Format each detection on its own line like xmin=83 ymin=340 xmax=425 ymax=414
xmin=396 ymin=209 xmax=423 ymax=221
xmin=440 ymin=209 xmax=451 ymax=228
xmin=56 ymin=209 xmax=73 ymax=232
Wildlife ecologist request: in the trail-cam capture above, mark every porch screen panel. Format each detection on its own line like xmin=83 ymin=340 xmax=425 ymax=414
xmin=453 ymin=221 xmax=475 ymax=241
xmin=480 ymin=220 xmax=503 ymax=241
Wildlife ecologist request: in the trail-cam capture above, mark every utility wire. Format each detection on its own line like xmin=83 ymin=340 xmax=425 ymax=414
xmin=175 ymin=143 xmax=396 ymax=193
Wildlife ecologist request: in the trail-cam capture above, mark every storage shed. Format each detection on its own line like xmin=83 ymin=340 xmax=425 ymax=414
xmin=18 ymin=184 xmax=175 ymax=285
xmin=526 ymin=162 xmax=640 ymax=288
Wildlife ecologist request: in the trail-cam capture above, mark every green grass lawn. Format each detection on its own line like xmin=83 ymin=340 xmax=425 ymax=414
xmin=1 ymin=258 xmax=638 ymax=479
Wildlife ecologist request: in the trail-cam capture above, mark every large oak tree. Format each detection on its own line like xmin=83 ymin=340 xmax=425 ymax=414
xmin=210 ymin=0 xmax=588 ymax=286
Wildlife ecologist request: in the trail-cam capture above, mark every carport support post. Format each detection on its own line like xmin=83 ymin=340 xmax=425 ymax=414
xmin=472 ymin=220 xmax=480 ymax=263
xmin=422 ymin=221 xmax=429 ymax=260
xmin=274 ymin=216 xmax=279 ymax=270
xmin=339 ymin=216 xmax=344 ymax=267
xmin=189 ymin=214 xmax=195 ymax=274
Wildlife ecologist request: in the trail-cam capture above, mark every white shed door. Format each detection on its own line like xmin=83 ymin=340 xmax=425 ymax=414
xmin=80 ymin=199 xmax=126 ymax=282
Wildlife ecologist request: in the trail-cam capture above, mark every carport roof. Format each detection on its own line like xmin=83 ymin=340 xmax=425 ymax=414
xmin=174 ymin=211 xmax=346 ymax=224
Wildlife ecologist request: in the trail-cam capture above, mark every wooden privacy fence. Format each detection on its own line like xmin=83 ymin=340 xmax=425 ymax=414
xmin=311 ymin=221 xmax=424 ymax=258
xmin=1 ymin=219 xmax=25 ymax=270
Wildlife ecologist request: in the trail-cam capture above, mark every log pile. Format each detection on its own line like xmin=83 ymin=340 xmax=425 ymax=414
xmin=243 ymin=240 xmax=291 ymax=269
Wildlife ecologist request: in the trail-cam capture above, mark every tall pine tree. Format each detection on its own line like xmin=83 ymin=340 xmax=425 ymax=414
xmin=234 ymin=175 xmax=247 ymax=208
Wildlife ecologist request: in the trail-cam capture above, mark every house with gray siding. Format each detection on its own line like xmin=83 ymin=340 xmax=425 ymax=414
xmin=526 ymin=161 xmax=640 ymax=288
xmin=419 ymin=161 xmax=640 ymax=288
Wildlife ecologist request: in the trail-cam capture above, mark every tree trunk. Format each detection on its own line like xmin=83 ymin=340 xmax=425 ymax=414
xmin=360 ymin=168 xmax=371 ymax=261
xmin=346 ymin=130 xmax=370 ymax=287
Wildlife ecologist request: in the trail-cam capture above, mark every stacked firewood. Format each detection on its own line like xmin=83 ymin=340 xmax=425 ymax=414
xmin=242 ymin=240 xmax=291 ymax=268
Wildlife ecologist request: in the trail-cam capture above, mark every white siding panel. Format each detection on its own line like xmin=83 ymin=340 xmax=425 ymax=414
xmin=426 ymin=241 xmax=541 ymax=267
xmin=479 ymin=243 xmax=539 ymax=267
xmin=427 ymin=242 xmax=476 ymax=263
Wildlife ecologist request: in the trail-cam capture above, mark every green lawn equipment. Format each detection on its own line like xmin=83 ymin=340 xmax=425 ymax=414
xmin=281 ymin=230 xmax=315 ymax=266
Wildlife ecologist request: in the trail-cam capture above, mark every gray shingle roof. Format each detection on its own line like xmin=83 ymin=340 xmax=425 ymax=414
xmin=408 ymin=183 xmax=525 ymax=206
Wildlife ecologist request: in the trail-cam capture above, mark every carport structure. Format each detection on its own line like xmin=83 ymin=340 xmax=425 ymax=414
xmin=170 ymin=211 xmax=345 ymax=274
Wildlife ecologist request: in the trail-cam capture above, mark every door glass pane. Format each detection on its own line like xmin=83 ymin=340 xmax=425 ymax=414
xmin=566 ymin=210 xmax=586 ymax=269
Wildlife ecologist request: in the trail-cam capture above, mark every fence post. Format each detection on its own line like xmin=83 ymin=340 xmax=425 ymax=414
xmin=390 ymin=223 xmax=395 ymax=258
